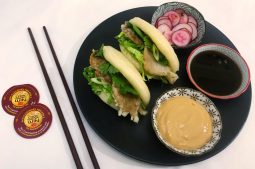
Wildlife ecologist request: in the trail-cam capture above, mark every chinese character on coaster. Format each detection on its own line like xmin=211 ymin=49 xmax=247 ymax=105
xmin=14 ymin=103 xmax=52 ymax=139
xmin=2 ymin=84 xmax=39 ymax=116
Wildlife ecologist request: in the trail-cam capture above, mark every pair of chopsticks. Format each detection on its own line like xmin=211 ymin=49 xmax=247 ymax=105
xmin=28 ymin=27 xmax=100 ymax=169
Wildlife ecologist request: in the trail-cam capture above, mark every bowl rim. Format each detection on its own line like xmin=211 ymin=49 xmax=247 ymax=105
xmin=151 ymin=1 xmax=206 ymax=48
xmin=186 ymin=43 xmax=251 ymax=99
xmin=151 ymin=87 xmax=222 ymax=156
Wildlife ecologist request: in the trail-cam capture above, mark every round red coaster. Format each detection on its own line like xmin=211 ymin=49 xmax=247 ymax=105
xmin=2 ymin=84 xmax=39 ymax=116
xmin=14 ymin=103 xmax=52 ymax=139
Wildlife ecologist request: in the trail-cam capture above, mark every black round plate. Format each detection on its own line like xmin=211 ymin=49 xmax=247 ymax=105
xmin=73 ymin=7 xmax=252 ymax=165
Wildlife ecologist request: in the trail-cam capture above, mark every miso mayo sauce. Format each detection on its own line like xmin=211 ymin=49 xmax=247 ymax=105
xmin=156 ymin=97 xmax=212 ymax=150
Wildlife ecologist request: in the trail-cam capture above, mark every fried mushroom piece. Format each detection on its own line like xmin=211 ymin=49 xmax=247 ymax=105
xmin=89 ymin=52 xmax=112 ymax=83
xmin=89 ymin=52 xmax=105 ymax=70
xmin=112 ymin=85 xmax=141 ymax=123
xmin=121 ymin=22 xmax=143 ymax=45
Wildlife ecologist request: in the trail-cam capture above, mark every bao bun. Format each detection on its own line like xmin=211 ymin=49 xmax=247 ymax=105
xmin=103 ymin=46 xmax=150 ymax=105
xmin=129 ymin=17 xmax=179 ymax=73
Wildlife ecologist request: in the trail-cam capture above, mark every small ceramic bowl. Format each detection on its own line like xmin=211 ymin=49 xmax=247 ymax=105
xmin=186 ymin=43 xmax=250 ymax=99
xmin=152 ymin=87 xmax=222 ymax=156
xmin=151 ymin=1 xmax=206 ymax=48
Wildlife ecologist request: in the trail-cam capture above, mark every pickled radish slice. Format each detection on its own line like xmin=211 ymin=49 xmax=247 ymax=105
xmin=156 ymin=9 xmax=199 ymax=46
xmin=188 ymin=16 xmax=197 ymax=27
xmin=163 ymin=31 xmax=173 ymax=44
xmin=157 ymin=19 xmax=172 ymax=30
xmin=179 ymin=13 xmax=188 ymax=24
xmin=188 ymin=23 xmax=198 ymax=40
xmin=174 ymin=9 xmax=188 ymax=24
xmin=155 ymin=16 xmax=168 ymax=26
xmin=171 ymin=29 xmax=191 ymax=47
xmin=157 ymin=16 xmax=168 ymax=21
xmin=172 ymin=23 xmax=193 ymax=34
xmin=164 ymin=11 xmax=180 ymax=26
xmin=157 ymin=24 xmax=171 ymax=34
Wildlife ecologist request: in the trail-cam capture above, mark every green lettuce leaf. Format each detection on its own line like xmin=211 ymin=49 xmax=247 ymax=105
xmin=125 ymin=46 xmax=144 ymax=64
xmin=115 ymin=32 xmax=144 ymax=68
xmin=83 ymin=67 xmax=114 ymax=104
xmin=116 ymin=32 xmax=143 ymax=50
xmin=132 ymin=24 xmax=145 ymax=40
xmin=152 ymin=44 xmax=159 ymax=61
xmin=99 ymin=62 xmax=119 ymax=75
xmin=111 ymin=74 xmax=138 ymax=96
xmin=94 ymin=44 xmax=104 ymax=57
xmin=98 ymin=60 xmax=139 ymax=96
xmin=158 ymin=54 xmax=169 ymax=66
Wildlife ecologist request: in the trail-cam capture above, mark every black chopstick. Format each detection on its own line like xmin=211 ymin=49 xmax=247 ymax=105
xmin=42 ymin=26 xmax=100 ymax=169
xmin=27 ymin=27 xmax=83 ymax=169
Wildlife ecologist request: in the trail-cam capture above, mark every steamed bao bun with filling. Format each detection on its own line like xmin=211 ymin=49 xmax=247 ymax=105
xmin=83 ymin=45 xmax=150 ymax=123
xmin=116 ymin=17 xmax=180 ymax=84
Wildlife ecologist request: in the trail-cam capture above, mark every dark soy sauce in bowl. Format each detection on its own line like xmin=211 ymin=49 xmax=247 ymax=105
xmin=190 ymin=51 xmax=242 ymax=96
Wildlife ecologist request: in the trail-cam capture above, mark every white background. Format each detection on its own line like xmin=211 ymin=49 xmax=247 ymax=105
xmin=0 ymin=0 xmax=254 ymax=169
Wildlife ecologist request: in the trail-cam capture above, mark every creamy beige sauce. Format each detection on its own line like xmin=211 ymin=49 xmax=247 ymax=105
xmin=156 ymin=96 xmax=212 ymax=150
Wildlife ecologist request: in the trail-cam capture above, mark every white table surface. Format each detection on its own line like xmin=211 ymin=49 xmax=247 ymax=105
xmin=0 ymin=0 xmax=254 ymax=169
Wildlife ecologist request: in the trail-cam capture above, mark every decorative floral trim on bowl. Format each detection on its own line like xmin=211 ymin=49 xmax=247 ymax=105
xmin=152 ymin=87 xmax=222 ymax=156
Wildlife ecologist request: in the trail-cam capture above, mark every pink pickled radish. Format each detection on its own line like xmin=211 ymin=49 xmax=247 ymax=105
xmin=157 ymin=18 xmax=172 ymax=30
xmin=171 ymin=29 xmax=191 ymax=47
xmin=188 ymin=22 xmax=198 ymax=40
xmin=174 ymin=9 xmax=188 ymax=24
xmin=164 ymin=31 xmax=173 ymax=44
xmin=188 ymin=16 xmax=198 ymax=27
xmin=179 ymin=13 xmax=188 ymax=24
xmin=172 ymin=23 xmax=193 ymax=34
xmin=164 ymin=11 xmax=180 ymax=26
xmin=157 ymin=24 xmax=171 ymax=35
